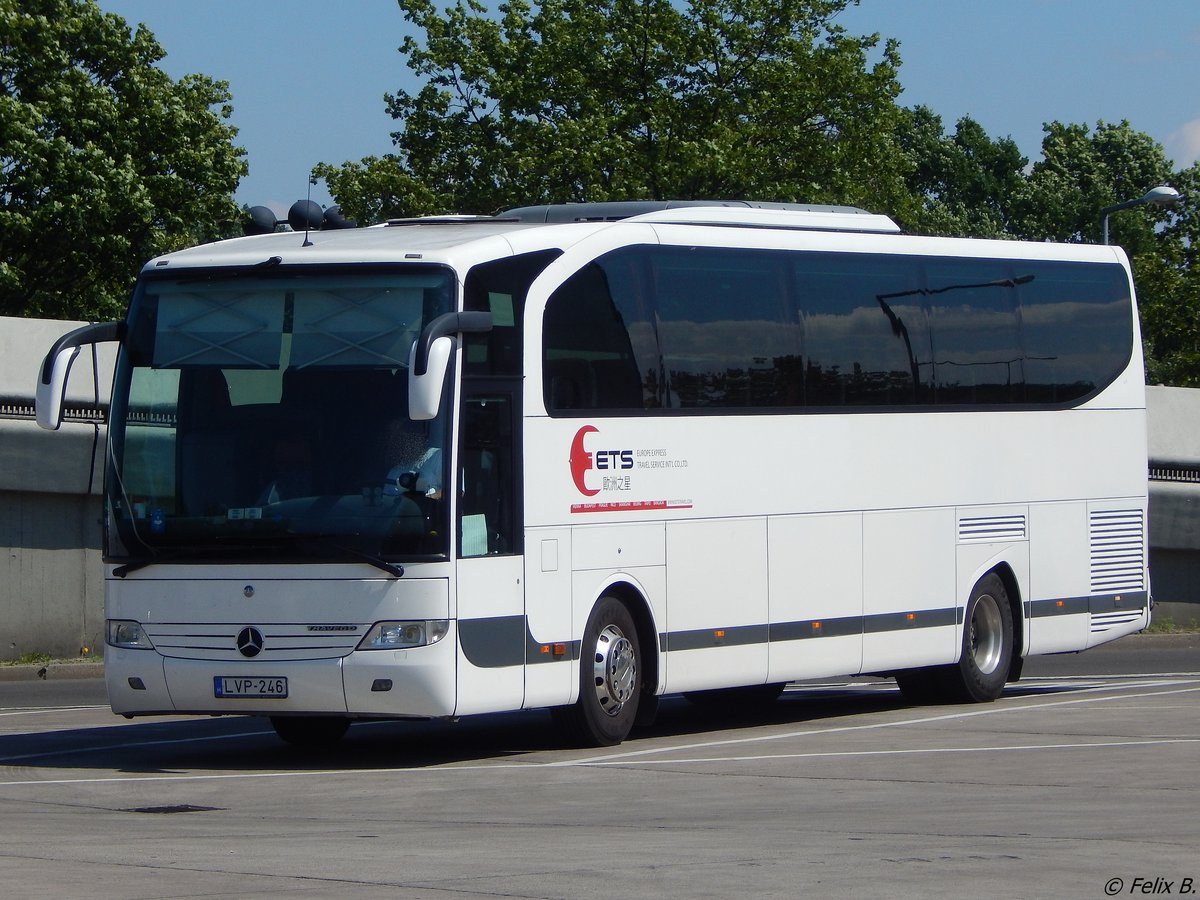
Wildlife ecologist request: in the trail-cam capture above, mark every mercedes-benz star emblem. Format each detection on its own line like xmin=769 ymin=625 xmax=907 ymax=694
xmin=236 ymin=626 xmax=264 ymax=658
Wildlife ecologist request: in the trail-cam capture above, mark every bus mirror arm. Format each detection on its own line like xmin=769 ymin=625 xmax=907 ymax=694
xmin=408 ymin=312 xmax=492 ymax=421
xmin=35 ymin=321 xmax=124 ymax=431
xmin=412 ymin=312 xmax=493 ymax=377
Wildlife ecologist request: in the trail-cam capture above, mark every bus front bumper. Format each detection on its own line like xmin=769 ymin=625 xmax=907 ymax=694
xmin=104 ymin=636 xmax=458 ymax=719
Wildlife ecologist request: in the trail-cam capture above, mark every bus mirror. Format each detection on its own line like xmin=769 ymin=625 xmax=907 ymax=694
xmin=35 ymin=321 xmax=124 ymax=431
xmin=408 ymin=311 xmax=493 ymax=421
xmin=35 ymin=345 xmax=78 ymax=431
xmin=408 ymin=336 xmax=454 ymax=420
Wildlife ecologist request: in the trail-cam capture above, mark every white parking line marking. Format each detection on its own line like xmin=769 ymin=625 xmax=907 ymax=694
xmin=557 ymin=680 xmax=1200 ymax=766
xmin=0 ymin=676 xmax=1194 ymax=788
xmin=0 ymin=707 xmax=107 ymax=717
xmin=582 ymin=737 xmax=1200 ymax=767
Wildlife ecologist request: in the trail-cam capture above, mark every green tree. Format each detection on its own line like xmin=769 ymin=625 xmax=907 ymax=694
xmin=893 ymin=105 xmax=1027 ymax=238
xmin=893 ymin=112 xmax=1195 ymax=384
xmin=0 ymin=0 xmax=247 ymax=320
xmin=1012 ymin=120 xmax=1175 ymax=251
xmin=318 ymin=0 xmax=909 ymax=220
xmin=1134 ymin=160 xmax=1200 ymax=386
xmin=1007 ymin=121 xmax=1186 ymax=383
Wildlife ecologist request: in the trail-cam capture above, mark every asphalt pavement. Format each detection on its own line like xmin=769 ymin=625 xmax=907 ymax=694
xmin=0 ymin=632 xmax=1195 ymax=898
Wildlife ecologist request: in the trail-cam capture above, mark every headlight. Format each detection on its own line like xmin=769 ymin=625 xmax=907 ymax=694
xmin=106 ymin=620 xmax=155 ymax=650
xmin=357 ymin=620 xmax=449 ymax=650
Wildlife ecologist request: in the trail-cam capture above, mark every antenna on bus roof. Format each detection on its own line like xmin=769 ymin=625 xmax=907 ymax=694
xmin=301 ymin=175 xmax=319 ymax=247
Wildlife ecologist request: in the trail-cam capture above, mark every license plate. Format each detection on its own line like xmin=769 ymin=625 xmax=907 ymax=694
xmin=214 ymin=676 xmax=288 ymax=698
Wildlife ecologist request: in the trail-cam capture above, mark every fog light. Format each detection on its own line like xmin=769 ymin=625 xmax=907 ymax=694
xmin=127 ymin=677 xmax=146 ymax=691
xmin=370 ymin=679 xmax=393 ymax=692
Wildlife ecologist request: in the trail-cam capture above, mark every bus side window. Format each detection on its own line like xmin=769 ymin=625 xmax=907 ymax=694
xmin=458 ymin=394 xmax=516 ymax=556
xmin=543 ymin=260 xmax=650 ymax=413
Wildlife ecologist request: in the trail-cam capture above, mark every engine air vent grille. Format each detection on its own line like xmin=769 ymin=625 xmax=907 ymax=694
xmin=958 ymin=514 xmax=1027 ymax=543
xmin=1089 ymin=509 xmax=1145 ymax=594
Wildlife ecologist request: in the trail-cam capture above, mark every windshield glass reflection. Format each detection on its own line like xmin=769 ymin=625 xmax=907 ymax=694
xmin=105 ymin=266 xmax=454 ymax=565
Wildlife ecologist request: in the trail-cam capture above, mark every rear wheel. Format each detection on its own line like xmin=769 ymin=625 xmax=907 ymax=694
xmin=559 ymin=596 xmax=641 ymax=747
xmin=951 ymin=572 xmax=1013 ymax=702
xmin=894 ymin=572 xmax=1014 ymax=704
xmin=270 ymin=716 xmax=351 ymax=748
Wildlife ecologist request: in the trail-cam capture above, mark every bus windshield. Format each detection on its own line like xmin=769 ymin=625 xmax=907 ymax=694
xmin=105 ymin=265 xmax=455 ymax=567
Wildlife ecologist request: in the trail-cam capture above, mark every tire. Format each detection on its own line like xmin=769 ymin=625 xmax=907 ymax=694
xmin=947 ymin=572 xmax=1014 ymax=702
xmin=894 ymin=572 xmax=1014 ymax=704
xmin=270 ymin=715 xmax=351 ymax=748
xmin=559 ymin=596 xmax=641 ymax=747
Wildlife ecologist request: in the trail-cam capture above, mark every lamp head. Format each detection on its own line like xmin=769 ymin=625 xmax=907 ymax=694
xmin=1140 ymin=185 xmax=1181 ymax=207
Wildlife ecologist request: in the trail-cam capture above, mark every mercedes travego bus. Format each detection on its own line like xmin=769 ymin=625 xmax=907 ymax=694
xmin=35 ymin=200 xmax=1150 ymax=747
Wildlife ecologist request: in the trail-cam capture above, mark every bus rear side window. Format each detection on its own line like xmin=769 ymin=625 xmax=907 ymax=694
xmin=543 ymin=246 xmax=1133 ymax=414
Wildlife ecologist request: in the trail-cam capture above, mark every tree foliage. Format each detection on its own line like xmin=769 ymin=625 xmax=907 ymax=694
xmin=0 ymin=0 xmax=246 ymax=320
xmin=894 ymin=111 xmax=1196 ymax=384
xmin=318 ymin=0 xmax=908 ymax=221
xmin=326 ymin=1 xmax=1196 ymax=384
xmin=1132 ymin=160 xmax=1200 ymax=386
xmin=893 ymin=106 xmax=1027 ymax=238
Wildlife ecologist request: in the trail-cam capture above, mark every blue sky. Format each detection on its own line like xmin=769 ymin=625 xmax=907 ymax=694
xmin=99 ymin=0 xmax=1200 ymax=213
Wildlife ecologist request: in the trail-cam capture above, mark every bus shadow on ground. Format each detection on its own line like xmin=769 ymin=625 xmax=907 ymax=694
xmin=0 ymin=679 xmax=1105 ymax=776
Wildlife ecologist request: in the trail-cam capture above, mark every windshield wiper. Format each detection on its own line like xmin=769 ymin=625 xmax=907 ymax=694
xmin=112 ymin=547 xmax=203 ymax=578
xmin=174 ymin=255 xmax=284 ymax=283
xmin=293 ymin=536 xmax=405 ymax=578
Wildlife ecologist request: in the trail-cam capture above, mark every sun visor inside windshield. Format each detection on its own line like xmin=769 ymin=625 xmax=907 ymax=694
xmin=148 ymin=273 xmax=447 ymax=370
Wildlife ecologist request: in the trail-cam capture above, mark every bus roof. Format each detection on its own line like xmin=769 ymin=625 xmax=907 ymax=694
xmin=141 ymin=201 xmax=1127 ymax=275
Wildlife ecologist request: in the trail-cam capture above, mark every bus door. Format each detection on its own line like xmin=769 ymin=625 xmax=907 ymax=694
xmin=453 ymin=388 xmax=526 ymax=715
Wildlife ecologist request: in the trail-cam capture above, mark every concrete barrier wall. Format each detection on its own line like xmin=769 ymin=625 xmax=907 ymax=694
xmin=1147 ymin=385 xmax=1200 ymax=625
xmin=1 ymin=319 xmax=1198 ymax=660
xmin=1 ymin=317 xmax=113 ymax=660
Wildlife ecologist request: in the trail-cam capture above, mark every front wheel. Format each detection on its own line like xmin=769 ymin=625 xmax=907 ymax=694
xmin=558 ymin=596 xmax=641 ymax=747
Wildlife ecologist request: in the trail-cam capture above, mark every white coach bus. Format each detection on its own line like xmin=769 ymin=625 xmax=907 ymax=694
xmin=36 ymin=200 xmax=1150 ymax=747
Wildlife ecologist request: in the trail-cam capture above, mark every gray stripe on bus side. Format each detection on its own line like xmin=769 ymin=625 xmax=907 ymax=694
xmin=1026 ymin=592 xmax=1147 ymax=619
xmin=1089 ymin=591 xmax=1148 ymax=613
xmin=862 ymin=607 xmax=958 ymax=633
xmin=459 ymin=615 xmax=583 ymax=668
xmin=769 ymin=616 xmax=861 ymax=641
xmin=662 ymin=624 xmax=770 ymax=653
xmin=661 ymin=608 xmax=957 ymax=652
xmin=458 ymin=615 xmax=526 ymax=668
xmin=461 ymin=591 xmax=1148 ymax=667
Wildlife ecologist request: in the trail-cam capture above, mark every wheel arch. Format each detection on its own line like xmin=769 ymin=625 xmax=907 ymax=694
xmin=594 ymin=579 xmax=660 ymax=698
xmin=982 ymin=561 xmax=1025 ymax=682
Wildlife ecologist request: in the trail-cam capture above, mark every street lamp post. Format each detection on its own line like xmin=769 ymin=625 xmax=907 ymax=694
xmin=1101 ymin=185 xmax=1182 ymax=244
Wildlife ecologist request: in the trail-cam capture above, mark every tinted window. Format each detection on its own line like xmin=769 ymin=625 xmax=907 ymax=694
xmin=463 ymin=250 xmax=561 ymax=377
xmin=543 ymin=245 xmax=1133 ymax=414
xmin=1020 ymin=261 xmax=1132 ymax=402
xmin=543 ymin=259 xmax=650 ymax=411
xmin=796 ymin=253 xmax=925 ymax=406
xmin=921 ymin=258 xmax=1024 ymax=405
xmin=650 ymin=247 xmax=800 ymax=408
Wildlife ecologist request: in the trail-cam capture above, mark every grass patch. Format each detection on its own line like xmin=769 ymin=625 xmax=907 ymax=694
xmin=4 ymin=651 xmax=53 ymax=667
xmin=1145 ymin=615 xmax=1200 ymax=634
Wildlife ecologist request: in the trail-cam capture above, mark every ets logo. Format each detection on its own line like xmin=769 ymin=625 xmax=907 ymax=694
xmin=569 ymin=426 xmax=633 ymax=496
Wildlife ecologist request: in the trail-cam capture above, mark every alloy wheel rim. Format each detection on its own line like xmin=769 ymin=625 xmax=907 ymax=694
xmin=592 ymin=624 xmax=636 ymax=716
